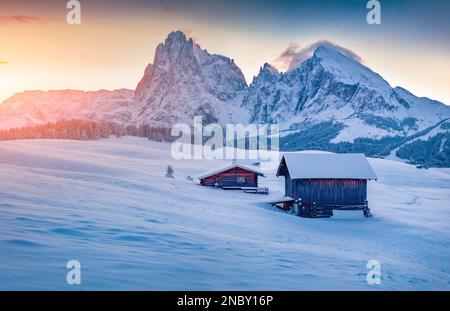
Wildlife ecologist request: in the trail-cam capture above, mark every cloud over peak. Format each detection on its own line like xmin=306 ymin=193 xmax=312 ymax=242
xmin=273 ymin=40 xmax=363 ymax=71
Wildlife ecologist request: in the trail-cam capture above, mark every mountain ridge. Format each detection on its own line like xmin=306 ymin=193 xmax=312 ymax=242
xmin=0 ymin=30 xmax=449 ymax=166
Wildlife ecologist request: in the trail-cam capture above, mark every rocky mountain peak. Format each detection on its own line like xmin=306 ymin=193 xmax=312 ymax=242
xmin=134 ymin=31 xmax=248 ymax=125
xmin=153 ymin=31 xmax=196 ymax=65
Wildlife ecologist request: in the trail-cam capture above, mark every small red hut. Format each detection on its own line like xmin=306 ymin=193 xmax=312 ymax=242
xmin=197 ymin=162 xmax=264 ymax=189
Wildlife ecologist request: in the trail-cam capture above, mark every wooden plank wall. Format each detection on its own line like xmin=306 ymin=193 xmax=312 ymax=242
xmin=285 ymin=173 xmax=292 ymax=197
xmin=294 ymin=179 xmax=367 ymax=204
xmin=201 ymin=167 xmax=258 ymax=187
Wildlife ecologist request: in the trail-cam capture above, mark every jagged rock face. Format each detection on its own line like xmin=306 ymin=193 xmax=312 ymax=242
xmin=243 ymin=46 xmax=397 ymax=123
xmin=135 ymin=31 xmax=248 ymax=125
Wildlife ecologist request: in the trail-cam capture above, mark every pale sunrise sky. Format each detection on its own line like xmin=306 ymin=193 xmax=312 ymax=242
xmin=0 ymin=0 xmax=449 ymax=104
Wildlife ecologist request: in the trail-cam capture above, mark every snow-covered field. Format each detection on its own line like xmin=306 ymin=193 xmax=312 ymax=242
xmin=0 ymin=137 xmax=449 ymax=290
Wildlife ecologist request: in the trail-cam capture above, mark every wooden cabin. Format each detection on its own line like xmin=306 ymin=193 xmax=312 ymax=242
xmin=198 ymin=162 xmax=264 ymax=189
xmin=275 ymin=153 xmax=377 ymax=218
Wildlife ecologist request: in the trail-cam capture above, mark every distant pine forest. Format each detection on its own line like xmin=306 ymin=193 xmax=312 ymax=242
xmin=0 ymin=119 xmax=175 ymax=143
xmin=0 ymin=119 xmax=449 ymax=168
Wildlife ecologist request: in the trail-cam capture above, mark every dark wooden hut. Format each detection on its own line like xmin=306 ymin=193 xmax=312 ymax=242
xmin=275 ymin=153 xmax=377 ymax=218
xmin=198 ymin=162 xmax=264 ymax=189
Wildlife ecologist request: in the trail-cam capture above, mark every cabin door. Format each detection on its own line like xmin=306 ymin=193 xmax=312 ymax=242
xmin=285 ymin=175 xmax=294 ymax=197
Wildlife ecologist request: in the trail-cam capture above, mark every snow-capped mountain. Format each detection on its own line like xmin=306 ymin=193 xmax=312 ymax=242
xmin=0 ymin=89 xmax=135 ymax=130
xmin=243 ymin=44 xmax=449 ymax=142
xmin=135 ymin=31 xmax=249 ymax=126
xmin=0 ymin=30 xmax=449 ymax=165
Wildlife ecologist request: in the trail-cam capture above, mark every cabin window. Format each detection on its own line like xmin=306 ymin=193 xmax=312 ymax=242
xmin=236 ymin=176 xmax=246 ymax=184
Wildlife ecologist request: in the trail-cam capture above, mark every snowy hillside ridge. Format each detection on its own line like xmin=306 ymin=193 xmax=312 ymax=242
xmin=0 ymin=137 xmax=449 ymax=290
xmin=0 ymin=89 xmax=136 ymax=130
xmin=394 ymin=120 xmax=450 ymax=168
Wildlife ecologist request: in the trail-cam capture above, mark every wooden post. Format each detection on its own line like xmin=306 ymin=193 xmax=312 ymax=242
xmin=363 ymin=200 xmax=372 ymax=217
xmin=311 ymin=202 xmax=317 ymax=218
xmin=293 ymin=199 xmax=301 ymax=217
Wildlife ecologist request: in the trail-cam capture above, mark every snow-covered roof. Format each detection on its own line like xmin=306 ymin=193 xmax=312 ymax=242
xmin=267 ymin=196 xmax=295 ymax=204
xmin=277 ymin=153 xmax=377 ymax=180
xmin=197 ymin=162 xmax=265 ymax=179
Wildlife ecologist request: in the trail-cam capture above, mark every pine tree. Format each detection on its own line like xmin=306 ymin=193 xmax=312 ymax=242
xmin=165 ymin=165 xmax=174 ymax=178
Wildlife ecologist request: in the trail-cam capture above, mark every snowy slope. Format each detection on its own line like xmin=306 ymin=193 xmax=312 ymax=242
xmin=0 ymin=137 xmax=449 ymax=290
xmin=0 ymin=89 xmax=136 ymax=130
xmin=386 ymin=120 xmax=450 ymax=162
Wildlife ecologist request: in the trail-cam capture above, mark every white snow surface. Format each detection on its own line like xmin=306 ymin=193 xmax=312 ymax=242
xmin=0 ymin=137 xmax=449 ymax=290
xmin=313 ymin=45 xmax=391 ymax=92
xmin=280 ymin=153 xmax=377 ymax=180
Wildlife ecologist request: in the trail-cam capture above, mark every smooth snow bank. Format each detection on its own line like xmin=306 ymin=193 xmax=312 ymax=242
xmin=0 ymin=137 xmax=449 ymax=290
